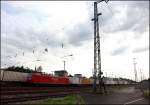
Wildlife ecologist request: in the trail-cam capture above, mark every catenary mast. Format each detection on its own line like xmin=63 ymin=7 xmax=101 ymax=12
xmin=92 ymin=0 xmax=109 ymax=92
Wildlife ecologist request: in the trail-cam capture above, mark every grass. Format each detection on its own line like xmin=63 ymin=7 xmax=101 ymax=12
xmin=42 ymin=94 xmax=85 ymax=104
xmin=143 ymin=90 xmax=150 ymax=98
xmin=42 ymin=95 xmax=80 ymax=105
xmin=19 ymin=94 xmax=85 ymax=105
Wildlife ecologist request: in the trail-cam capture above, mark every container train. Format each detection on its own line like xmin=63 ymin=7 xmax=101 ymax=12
xmin=0 ymin=70 xmax=130 ymax=86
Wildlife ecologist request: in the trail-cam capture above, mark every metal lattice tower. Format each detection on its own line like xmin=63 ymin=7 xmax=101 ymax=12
xmin=92 ymin=2 xmax=102 ymax=92
xmin=92 ymin=0 xmax=109 ymax=93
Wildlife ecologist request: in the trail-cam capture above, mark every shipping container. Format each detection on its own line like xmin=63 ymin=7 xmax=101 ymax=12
xmin=105 ymin=78 xmax=115 ymax=85
xmin=69 ymin=77 xmax=80 ymax=84
xmin=2 ymin=70 xmax=29 ymax=82
xmin=118 ymin=80 xmax=124 ymax=84
xmin=120 ymin=80 xmax=128 ymax=84
xmin=124 ymin=81 xmax=128 ymax=84
xmin=80 ymin=78 xmax=92 ymax=84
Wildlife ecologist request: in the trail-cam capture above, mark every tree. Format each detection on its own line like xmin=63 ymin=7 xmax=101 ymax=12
xmin=68 ymin=74 xmax=73 ymax=77
xmin=37 ymin=66 xmax=42 ymax=72
xmin=5 ymin=66 xmax=37 ymax=73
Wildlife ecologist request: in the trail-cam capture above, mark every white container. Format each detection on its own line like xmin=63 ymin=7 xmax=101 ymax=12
xmin=118 ymin=80 xmax=123 ymax=84
xmin=106 ymin=78 xmax=115 ymax=85
xmin=124 ymin=81 xmax=128 ymax=84
xmin=3 ymin=71 xmax=29 ymax=82
xmin=69 ymin=77 xmax=80 ymax=84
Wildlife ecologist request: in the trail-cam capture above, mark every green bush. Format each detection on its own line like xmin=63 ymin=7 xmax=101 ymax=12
xmin=143 ymin=90 xmax=150 ymax=98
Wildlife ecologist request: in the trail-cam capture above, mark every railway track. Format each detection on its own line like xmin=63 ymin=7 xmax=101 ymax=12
xmin=1 ymin=82 xmax=135 ymax=104
xmin=1 ymin=92 xmax=78 ymax=104
xmin=1 ymin=86 xmax=81 ymax=104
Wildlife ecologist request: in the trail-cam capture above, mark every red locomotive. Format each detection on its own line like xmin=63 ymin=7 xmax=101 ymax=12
xmin=27 ymin=70 xmax=70 ymax=85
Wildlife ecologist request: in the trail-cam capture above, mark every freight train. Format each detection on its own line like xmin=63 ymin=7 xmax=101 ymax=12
xmin=0 ymin=69 xmax=130 ymax=86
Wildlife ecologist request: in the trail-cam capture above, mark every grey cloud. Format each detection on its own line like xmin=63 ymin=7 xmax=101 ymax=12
xmin=133 ymin=45 xmax=149 ymax=53
xmin=1 ymin=2 xmax=24 ymax=15
xmin=1 ymin=1 xmax=45 ymax=22
xmin=98 ymin=1 xmax=149 ymax=35
xmin=36 ymin=32 xmax=61 ymax=49
xmin=2 ymin=32 xmax=34 ymax=53
xmin=111 ymin=46 xmax=128 ymax=56
xmin=1 ymin=3 xmax=64 ymax=63
xmin=1 ymin=29 xmax=62 ymax=68
xmin=1 ymin=42 xmax=17 ymax=58
xmin=121 ymin=2 xmax=149 ymax=33
xmin=1 ymin=58 xmax=13 ymax=67
xmin=66 ymin=22 xmax=93 ymax=46
xmin=130 ymin=1 xmax=149 ymax=9
xmin=1 ymin=28 xmax=61 ymax=57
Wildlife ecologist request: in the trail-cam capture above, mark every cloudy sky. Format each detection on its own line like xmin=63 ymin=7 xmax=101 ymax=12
xmin=1 ymin=1 xmax=149 ymax=81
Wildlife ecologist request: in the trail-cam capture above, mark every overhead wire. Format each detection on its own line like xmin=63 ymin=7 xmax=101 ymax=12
xmin=105 ymin=2 xmax=123 ymax=30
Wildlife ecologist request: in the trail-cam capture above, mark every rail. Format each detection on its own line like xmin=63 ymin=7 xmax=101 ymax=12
xmin=1 ymin=86 xmax=80 ymax=104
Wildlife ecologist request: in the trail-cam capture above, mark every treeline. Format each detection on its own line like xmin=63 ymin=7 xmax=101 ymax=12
xmin=5 ymin=66 xmax=37 ymax=73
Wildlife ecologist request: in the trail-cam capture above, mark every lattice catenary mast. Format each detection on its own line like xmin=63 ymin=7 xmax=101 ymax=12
xmin=92 ymin=0 xmax=109 ymax=92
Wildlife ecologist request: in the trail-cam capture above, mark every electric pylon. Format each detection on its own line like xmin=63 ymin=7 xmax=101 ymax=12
xmin=92 ymin=2 xmax=102 ymax=93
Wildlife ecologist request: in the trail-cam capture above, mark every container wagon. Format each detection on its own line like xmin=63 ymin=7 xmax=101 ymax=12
xmin=80 ymin=78 xmax=92 ymax=86
xmin=2 ymin=70 xmax=29 ymax=82
xmin=68 ymin=77 xmax=81 ymax=86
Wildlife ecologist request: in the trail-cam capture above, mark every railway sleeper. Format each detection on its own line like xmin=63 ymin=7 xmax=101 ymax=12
xmin=1 ymin=92 xmax=77 ymax=104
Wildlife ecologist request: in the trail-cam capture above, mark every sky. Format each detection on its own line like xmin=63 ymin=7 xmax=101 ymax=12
xmin=1 ymin=1 xmax=149 ymax=81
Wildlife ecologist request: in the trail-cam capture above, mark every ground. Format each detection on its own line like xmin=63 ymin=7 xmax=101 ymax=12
xmin=12 ymin=85 xmax=149 ymax=104
xmin=80 ymin=86 xmax=149 ymax=104
xmin=13 ymin=94 xmax=85 ymax=104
